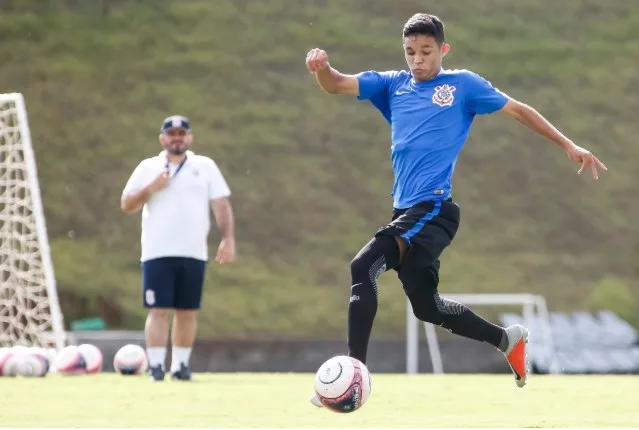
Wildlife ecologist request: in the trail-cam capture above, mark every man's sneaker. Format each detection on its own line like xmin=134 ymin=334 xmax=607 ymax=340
xmin=148 ymin=364 xmax=165 ymax=381
xmin=171 ymin=363 xmax=192 ymax=381
xmin=310 ymin=393 xmax=323 ymax=408
xmin=503 ymin=324 xmax=529 ymax=388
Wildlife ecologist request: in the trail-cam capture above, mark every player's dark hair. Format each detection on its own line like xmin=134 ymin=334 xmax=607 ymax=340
xmin=402 ymin=13 xmax=445 ymax=45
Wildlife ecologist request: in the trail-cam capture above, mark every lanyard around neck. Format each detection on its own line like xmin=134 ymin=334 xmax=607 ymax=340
xmin=165 ymin=155 xmax=187 ymax=179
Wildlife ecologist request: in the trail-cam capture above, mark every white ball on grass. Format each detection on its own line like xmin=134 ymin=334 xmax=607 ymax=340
xmin=78 ymin=344 xmax=103 ymax=374
xmin=18 ymin=351 xmax=49 ymax=377
xmin=55 ymin=345 xmax=87 ymax=376
xmin=314 ymin=355 xmax=372 ymax=413
xmin=1 ymin=345 xmax=34 ymax=377
xmin=2 ymin=351 xmax=22 ymax=377
xmin=113 ymin=344 xmax=148 ymax=375
xmin=0 ymin=348 xmax=12 ymax=376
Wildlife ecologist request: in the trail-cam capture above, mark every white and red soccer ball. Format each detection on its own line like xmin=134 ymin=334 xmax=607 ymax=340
xmin=113 ymin=344 xmax=148 ymax=375
xmin=21 ymin=347 xmax=50 ymax=377
xmin=314 ymin=355 xmax=372 ymax=413
xmin=1 ymin=345 xmax=31 ymax=376
xmin=54 ymin=345 xmax=87 ymax=375
xmin=0 ymin=346 xmax=49 ymax=377
xmin=0 ymin=344 xmax=104 ymax=377
xmin=0 ymin=347 xmax=17 ymax=376
xmin=55 ymin=344 xmax=104 ymax=375
xmin=78 ymin=343 xmax=103 ymax=374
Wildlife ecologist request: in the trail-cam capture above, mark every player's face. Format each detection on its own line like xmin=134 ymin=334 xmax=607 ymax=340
xmin=403 ymin=35 xmax=450 ymax=82
xmin=159 ymin=128 xmax=192 ymax=155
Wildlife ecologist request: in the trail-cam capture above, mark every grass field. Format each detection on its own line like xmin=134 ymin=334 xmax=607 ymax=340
xmin=1 ymin=373 xmax=637 ymax=428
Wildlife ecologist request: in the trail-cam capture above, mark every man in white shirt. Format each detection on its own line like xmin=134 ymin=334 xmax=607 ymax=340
xmin=121 ymin=115 xmax=236 ymax=381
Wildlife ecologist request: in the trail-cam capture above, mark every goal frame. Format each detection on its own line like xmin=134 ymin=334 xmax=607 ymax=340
xmin=0 ymin=92 xmax=66 ymax=351
xmin=405 ymin=293 xmax=561 ymax=375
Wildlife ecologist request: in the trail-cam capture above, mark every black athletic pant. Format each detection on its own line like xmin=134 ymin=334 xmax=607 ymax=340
xmin=347 ymin=199 xmax=506 ymax=364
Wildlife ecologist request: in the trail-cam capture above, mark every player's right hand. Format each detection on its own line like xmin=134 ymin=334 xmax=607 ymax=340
xmin=565 ymin=143 xmax=607 ymax=180
xmin=147 ymin=170 xmax=170 ymax=193
xmin=306 ymin=48 xmax=329 ymax=73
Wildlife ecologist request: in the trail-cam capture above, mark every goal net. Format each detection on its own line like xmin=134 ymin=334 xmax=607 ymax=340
xmin=405 ymin=293 xmax=561 ymax=375
xmin=0 ymin=93 xmax=65 ymax=351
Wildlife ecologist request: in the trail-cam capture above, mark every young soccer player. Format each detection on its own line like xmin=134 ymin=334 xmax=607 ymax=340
xmin=305 ymin=13 xmax=606 ymax=403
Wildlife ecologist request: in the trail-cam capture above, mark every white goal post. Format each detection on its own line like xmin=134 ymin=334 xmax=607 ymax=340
xmin=0 ymin=92 xmax=65 ymax=351
xmin=406 ymin=293 xmax=561 ymax=375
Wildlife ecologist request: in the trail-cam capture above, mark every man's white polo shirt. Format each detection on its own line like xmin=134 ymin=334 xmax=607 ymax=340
xmin=122 ymin=150 xmax=231 ymax=262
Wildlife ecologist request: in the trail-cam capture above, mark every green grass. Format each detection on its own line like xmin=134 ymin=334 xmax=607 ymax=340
xmin=1 ymin=373 xmax=637 ymax=427
xmin=0 ymin=0 xmax=638 ymax=336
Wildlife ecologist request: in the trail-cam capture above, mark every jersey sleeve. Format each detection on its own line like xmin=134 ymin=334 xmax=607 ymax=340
xmin=207 ymin=159 xmax=231 ymax=200
xmin=122 ymin=160 xmax=148 ymax=197
xmin=356 ymin=70 xmax=399 ymax=122
xmin=463 ymin=71 xmax=509 ymax=115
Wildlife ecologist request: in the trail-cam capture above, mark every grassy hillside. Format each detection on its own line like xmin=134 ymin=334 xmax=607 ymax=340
xmin=1 ymin=0 xmax=638 ymax=337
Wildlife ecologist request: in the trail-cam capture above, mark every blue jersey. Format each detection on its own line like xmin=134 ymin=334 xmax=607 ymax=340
xmin=356 ymin=68 xmax=509 ymax=209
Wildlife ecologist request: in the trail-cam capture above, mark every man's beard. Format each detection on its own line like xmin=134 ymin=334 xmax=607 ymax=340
xmin=166 ymin=143 xmax=187 ymax=155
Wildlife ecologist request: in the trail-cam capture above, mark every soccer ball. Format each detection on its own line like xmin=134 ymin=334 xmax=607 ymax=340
xmin=0 ymin=347 xmax=14 ymax=376
xmin=18 ymin=348 xmax=49 ymax=377
xmin=1 ymin=347 xmax=21 ymax=377
xmin=314 ymin=355 xmax=372 ymax=413
xmin=0 ymin=346 xmax=49 ymax=377
xmin=113 ymin=344 xmax=148 ymax=375
xmin=78 ymin=344 xmax=103 ymax=374
xmin=1 ymin=346 xmax=30 ymax=377
xmin=55 ymin=345 xmax=87 ymax=375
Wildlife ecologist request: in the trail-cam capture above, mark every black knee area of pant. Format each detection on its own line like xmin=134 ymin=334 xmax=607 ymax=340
xmin=406 ymin=285 xmax=472 ymax=326
xmin=408 ymin=290 xmax=446 ymax=325
xmin=350 ymin=235 xmax=400 ymax=282
xmin=403 ymin=284 xmax=446 ymax=326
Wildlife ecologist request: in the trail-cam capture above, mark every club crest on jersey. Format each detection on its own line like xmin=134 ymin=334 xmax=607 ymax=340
xmin=432 ymin=84 xmax=456 ymax=107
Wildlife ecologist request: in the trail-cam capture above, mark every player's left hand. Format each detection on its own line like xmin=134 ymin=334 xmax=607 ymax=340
xmin=565 ymin=144 xmax=607 ymax=180
xmin=215 ymin=237 xmax=236 ymax=264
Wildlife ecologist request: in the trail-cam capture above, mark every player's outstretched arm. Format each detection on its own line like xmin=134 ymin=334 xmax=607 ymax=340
xmin=500 ymin=99 xmax=607 ymax=180
xmin=306 ymin=48 xmax=359 ymax=96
